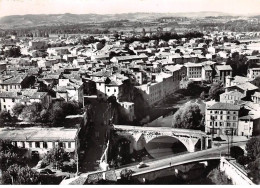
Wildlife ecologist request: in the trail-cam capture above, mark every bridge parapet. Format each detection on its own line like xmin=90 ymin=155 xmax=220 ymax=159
xmin=113 ymin=125 xmax=209 ymax=153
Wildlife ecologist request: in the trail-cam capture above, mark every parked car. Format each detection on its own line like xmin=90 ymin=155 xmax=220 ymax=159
xmin=137 ymin=162 xmax=149 ymax=168
xmin=39 ymin=168 xmax=55 ymax=175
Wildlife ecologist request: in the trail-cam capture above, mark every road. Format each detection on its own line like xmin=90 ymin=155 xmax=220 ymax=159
xmin=113 ymin=141 xmax=246 ymax=178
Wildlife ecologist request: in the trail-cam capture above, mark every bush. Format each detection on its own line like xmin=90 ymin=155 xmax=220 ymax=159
xmin=230 ymin=146 xmax=244 ymax=159
xmin=237 ymin=155 xmax=250 ymax=166
xmin=61 ymin=160 xmax=76 ymax=173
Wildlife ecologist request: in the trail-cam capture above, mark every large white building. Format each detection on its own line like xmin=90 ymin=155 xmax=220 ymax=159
xmin=0 ymin=127 xmax=80 ymax=158
xmin=184 ymin=62 xmax=203 ymax=80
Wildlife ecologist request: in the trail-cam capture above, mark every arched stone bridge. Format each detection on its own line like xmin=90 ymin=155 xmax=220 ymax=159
xmin=112 ymin=125 xmax=211 ymax=153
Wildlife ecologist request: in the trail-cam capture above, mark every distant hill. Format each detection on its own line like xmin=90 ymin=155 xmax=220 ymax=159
xmin=0 ymin=12 xmax=236 ymax=29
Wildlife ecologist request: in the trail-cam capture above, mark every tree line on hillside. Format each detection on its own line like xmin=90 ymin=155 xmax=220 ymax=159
xmin=124 ymin=31 xmax=204 ymax=43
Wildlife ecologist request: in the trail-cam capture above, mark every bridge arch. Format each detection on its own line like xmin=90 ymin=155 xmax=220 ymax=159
xmin=145 ymin=136 xmax=188 ymax=158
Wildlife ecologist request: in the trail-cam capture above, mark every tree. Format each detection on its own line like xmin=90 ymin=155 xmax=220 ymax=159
xmin=120 ymin=168 xmax=133 ymax=182
xmin=237 ymin=155 xmax=250 ymax=165
xmin=0 ymin=140 xmax=15 ymax=153
xmin=19 ymin=102 xmax=43 ymax=122
xmin=0 ymin=111 xmax=12 ymax=124
xmin=245 ymin=136 xmax=260 ymax=161
xmin=4 ymin=47 xmax=21 ymax=58
xmin=247 ymin=157 xmax=260 ymax=184
xmin=172 ymin=102 xmax=203 ymax=130
xmin=252 ymin=50 xmax=259 ymax=56
xmin=12 ymin=103 xmax=25 ymax=117
xmin=200 ymin=91 xmax=206 ymax=100
xmin=43 ymin=146 xmax=70 ymax=170
xmin=230 ymin=146 xmax=244 ymax=159
xmin=2 ymin=164 xmax=39 ymax=185
xmin=208 ymin=82 xmax=224 ymax=101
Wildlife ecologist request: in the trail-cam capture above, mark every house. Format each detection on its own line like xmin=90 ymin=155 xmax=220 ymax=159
xmin=164 ymin=64 xmax=187 ymax=90
xmin=247 ymin=67 xmax=260 ymax=79
xmin=21 ymin=91 xmax=52 ymax=109
xmin=205 ymin=102 xmax=240 ymax=136
xmin=55 ymin=79 xmax=84 ymax=104
xmin=110 ymin=54 xmax=148 ymax=64
xmin=225 ymin=82 xmax=258 ymax=97
xmin=0 ymin=75 xmax=29 ymax=93
xmin=238 ymin=115 xmax=254 ymax=137
xmin=0 ymin=127 xmax=80 ymax=158
xmin=184 ymin=62 xmax=203 ymax=80
xmin=29 ymin=40 xmax=47 ymax=50
xmin=226 ymin=75 xmax=253 ymax=88
xmin=215 ymin=65 xmax=232 ymax=84
xmin=135 ymin=81 xmax=163 ymax=106
xmin=47 ymin=47 xmax=70 ymax=56
xmin=0 ymin=92 xmax=21 ymax=113
xmin=202 ymin=65 xmax=213 ymax=81
xmin=252 ymin=92 xmax=260 ymax=104
xmin=219 ymin=91 xmax=246 ymax=104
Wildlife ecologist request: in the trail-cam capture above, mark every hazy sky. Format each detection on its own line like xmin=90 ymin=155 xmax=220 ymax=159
xmin=1 ymin=0 xmax=260 ymax=18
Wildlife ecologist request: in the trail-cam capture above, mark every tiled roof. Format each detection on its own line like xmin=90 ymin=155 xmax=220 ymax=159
xmin=221 ymin=91 xmax=245 ymax=97
xmin=252 ymin=92 xmax=260 ymax=98
xmin=236 ymin=82 xmax=258 ymax=91
xmin=207 ymin=102 xmax=240 ymax=110
xmin=0 ymin=127 xmax=78 ymax=142
xmin=0 ymin=91 xmax=19 ymax=98
xmin=216 ymin=65 xmax=232 ymax=71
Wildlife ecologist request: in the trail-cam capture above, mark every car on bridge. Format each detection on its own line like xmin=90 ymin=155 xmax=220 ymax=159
xmin=137 ymin=162 xmax=149 ymax=168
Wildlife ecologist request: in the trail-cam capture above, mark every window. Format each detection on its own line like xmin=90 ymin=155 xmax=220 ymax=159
xmin=29 ymin=142 xmax=32 ymax=148
xmin=220 ymin=122 xmax=223 ymax=126
xmin=227 ymin=123 xmax=230 ymax=127
xmin=227 ymin=111 xmax=230 ymax=114
xmin=3 ymin=99 xmax=5 ymax=102
xmin=220 ymin=116 xmax=223 ymax=120
xmin=233 ymin=116 xmax=236 ymax=120
xmin=52 ymin=142 xmax=55 ymax=148
xmin=12 ymin=98 xmax=15 ymax=102
xmin=233 ymin=123 xmax=236 ymax=127
xmin=220 ymin=111 xmax=223 ymax=114
xmin=99 ymin=83 xmax=101 ymax=86
xmin=210 ymin=111 xmax=212 ymax=114
xmin=227 ymin=116 xmax=230 ymax=120
xmin=35 ymin=142 xmax=40 ymax=148
xmin=10 ymin=85 xmax=12 ymax=89
xmin=43 ymin=142 xmax=47 ymax=149
xmin=108 ymin=89 xmax=110 ymax=92
xmin=215 ymin=111 xmax=218 ymax=114
xmin=114 ymin=89 xmax=116 ymax=92
xmin=68 ymin=142 xmax=71 ymax=148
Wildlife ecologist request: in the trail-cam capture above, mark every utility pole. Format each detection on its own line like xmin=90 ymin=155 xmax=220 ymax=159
xmin=211 ymin=116 xmax=215 ymax=146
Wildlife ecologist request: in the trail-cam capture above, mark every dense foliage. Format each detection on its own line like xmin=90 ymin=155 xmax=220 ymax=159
xmin=245 ymin=136 xmax=260 ymax=184
xmin=208 ymin=82 xmax=225 ymax=101
xmin=172 ymin=102 xmax=204 ymax=130
xmin=2 ymin=164 xmax=39 ymax=185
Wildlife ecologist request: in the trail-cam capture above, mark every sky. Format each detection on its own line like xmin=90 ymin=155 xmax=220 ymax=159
xmin=1 ymin=0 xmax=260 ymax=18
